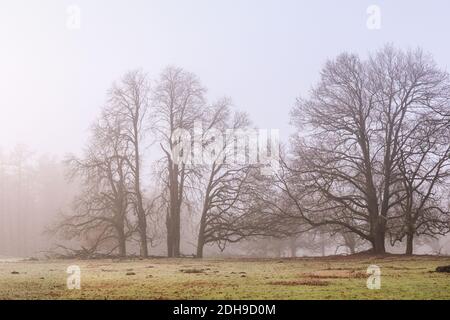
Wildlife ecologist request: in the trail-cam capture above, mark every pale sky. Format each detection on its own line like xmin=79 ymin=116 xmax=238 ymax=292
xmin=1 ymin=0 xmax=450 ymax=155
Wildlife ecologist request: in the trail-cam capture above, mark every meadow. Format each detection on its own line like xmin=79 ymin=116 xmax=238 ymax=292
xmin=0 ymin=255 xmax=449 ymax=300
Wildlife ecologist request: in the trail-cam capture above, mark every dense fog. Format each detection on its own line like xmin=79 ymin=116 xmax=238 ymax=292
xmin=1 ymin=145 xmax=449 ymax=258
xmin=1 ymin=2 xmax=450 ymax=260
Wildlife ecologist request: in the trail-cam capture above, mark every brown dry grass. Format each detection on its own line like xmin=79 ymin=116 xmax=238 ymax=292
xmin=298 ymin=269 xmax=367 ymax=279
xmin=1 ymin=255 xmax=450 ymax=299
xmin=268 ymin=279 xmax=330 ymax=286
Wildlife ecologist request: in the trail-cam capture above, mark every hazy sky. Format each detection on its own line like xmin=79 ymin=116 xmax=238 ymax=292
xmin=1 ymin=0 xmax=450 ymax=155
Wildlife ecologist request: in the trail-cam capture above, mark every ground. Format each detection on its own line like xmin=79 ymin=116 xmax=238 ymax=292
xmin=0 ymin=255 xmax=449 ymax=299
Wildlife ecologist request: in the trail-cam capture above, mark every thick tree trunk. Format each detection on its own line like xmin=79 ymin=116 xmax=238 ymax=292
xmin=372 ymin=230 xmax=386 ymax=254
xmin=368 ymin=212 xmax=386 ymax=254
xmin=173 ymin=210 xmax=181 ymax=257
xmin=135 ymin=189 xmax=148 ymax=258
xmin=116 ymin=226 xmax=127 ymax=257
xmin=405 ymin=214 xmax=414 ymax=255
xmin=136 ymin=198 xmax=148 ymax=258
xmin=136 ymin=193 xmax=148 ymax=258
xmin=196 ymin=213 xmax=207 ymax=258
xmin=118 ymin=235 xmax=126 ymax=257
xmin=405 ymin=233 xmax=414 ymax=255
xmin=167 ymin=163 xmax=181 ymax=257
xmin=138 ymin=224 xmax=148 ymax=258
xmin=166 ymin=207 xmax=181 ymax=257
xmin=196 ymin=239 xmax=204 ymax=259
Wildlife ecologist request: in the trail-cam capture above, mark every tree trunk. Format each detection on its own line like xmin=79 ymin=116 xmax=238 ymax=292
xmin=136 ymin=196 xmax=148 ymax=258
xmin=372 ymin=230 xmax=386 ymax=254
xmin=196 ymin=239 xmax=204 ymax=259
xmin=138 ymin=225 xmax=148 ymax=258
xmin=134 ymin=134 xmax=148 ymax=258
xmin=405 ymin=232 xmax=414 ymax=255
xmin=196 ymin=212 xmax=207 ymax=258
xmin=166 ymin=211 xmax=173 ymax=257
xmin=118 ymin=235 xmax=126 ymax=258
xmin=173 ymin=209 xmax=181 ymax=257
xmin=135 ymin=192 xmax=148 ymax=258
xmin=405 ymin=215 xmax=414 ymax=255
xmin=167 ymin=163 xmax=181 ymax=257
xmin=116 ymin=226 xmax=126 ymax=257
xmin=369 ymin=213 xmax=386 ymax=254
xmin=137 ymin=191 xmax=148 ymax=258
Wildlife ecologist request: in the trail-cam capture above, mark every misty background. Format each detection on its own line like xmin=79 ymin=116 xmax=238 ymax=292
xmin=1 ymin=0 xmax=450 ymax=258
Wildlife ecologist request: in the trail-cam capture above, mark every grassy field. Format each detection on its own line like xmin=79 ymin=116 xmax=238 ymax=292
xmin=0 ymin=255 xmax=449 ymax=299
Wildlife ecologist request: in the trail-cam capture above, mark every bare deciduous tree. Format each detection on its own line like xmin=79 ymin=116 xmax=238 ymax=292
xmin=57 ymin=113 xmax=132 ymax=257
xmin=194 ymin=102 xmax=258 ymax=257
xmin=108 ymin=69 xmax=151 ymax=257
xmin=390 ymin=114 xmax=450 ymax=254
xmin=285 ymin=46 xmax=450 ymax=254
xmin=152 ymin=66 xmax=206 ymax=257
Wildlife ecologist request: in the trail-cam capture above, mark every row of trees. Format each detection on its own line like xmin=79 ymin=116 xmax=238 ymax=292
xmin=55 ymin=68 xmax=274 ymax=258
xmin=274 ymin=46 xmax=450 ymax=254
xmin=56 ymin=45 xmax=450 ymax=257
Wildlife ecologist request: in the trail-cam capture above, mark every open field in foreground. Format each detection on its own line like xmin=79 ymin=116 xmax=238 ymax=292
xmin=0 ymin=255 xmax=449 ymax=299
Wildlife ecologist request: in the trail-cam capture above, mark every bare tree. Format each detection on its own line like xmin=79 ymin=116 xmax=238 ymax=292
xmin=390 ymin=114 xmax=450 ymax=254
xmin=195 ymin=99 xmax=261 ymax=258
xmin=107 ymin=70 xmax=151 ymax=257
xmin=285 ymin=46 xmax=450 ymax=254
xmin=152 ymin=66 xmax=206 ymax=257
xmin=57 ymin=113 xmax=133 ymax=257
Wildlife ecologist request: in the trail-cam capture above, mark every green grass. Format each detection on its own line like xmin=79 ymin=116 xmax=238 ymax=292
xmin=0 ymin=255 xmax=449 ymax=299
